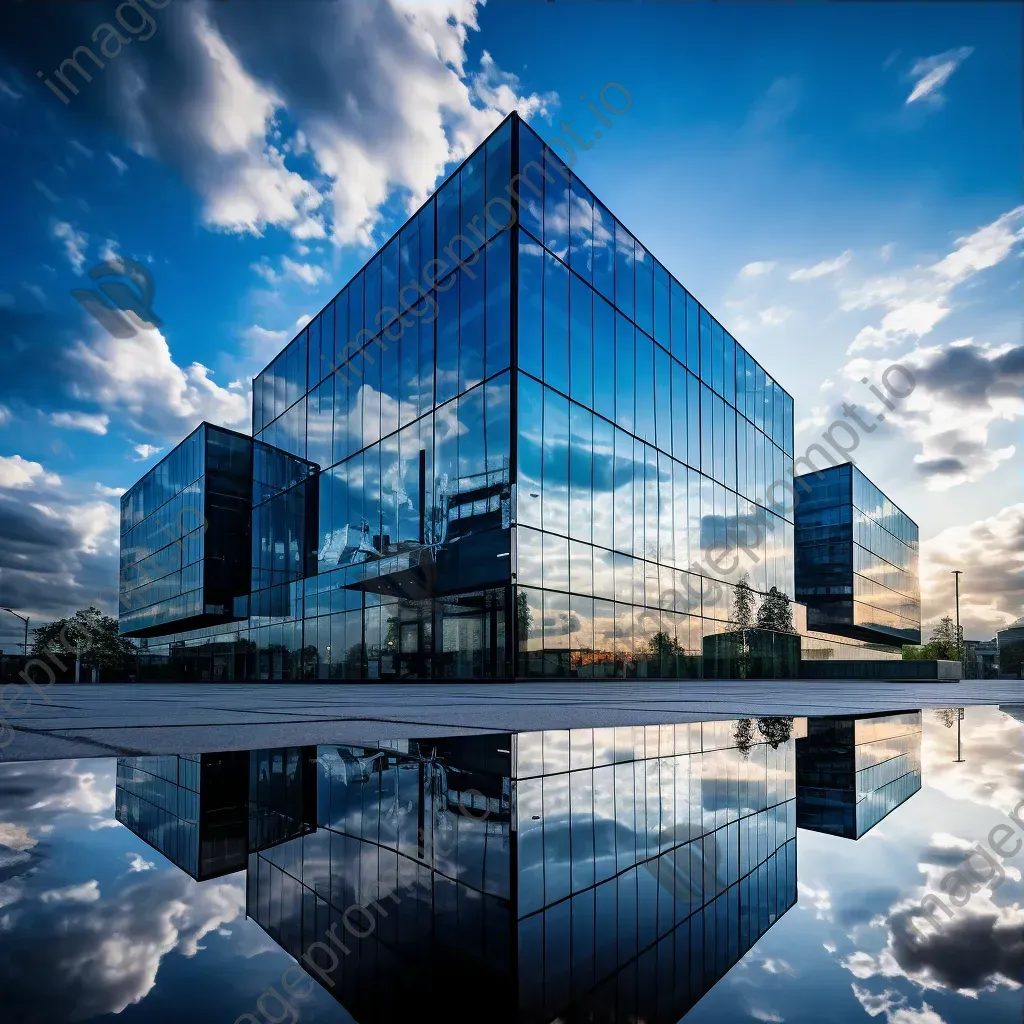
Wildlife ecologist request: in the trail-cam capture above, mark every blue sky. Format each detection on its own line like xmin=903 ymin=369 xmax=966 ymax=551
xmin=0 ymin=0 xmax=1020 ymax=646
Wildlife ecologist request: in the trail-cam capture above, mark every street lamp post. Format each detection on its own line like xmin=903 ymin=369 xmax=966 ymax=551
xmin=951 ymin=570 xmax=962 ymax=670
xmin=3 ymin=608 xmax=29 ymax=658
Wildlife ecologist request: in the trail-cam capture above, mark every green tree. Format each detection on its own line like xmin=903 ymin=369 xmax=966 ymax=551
xmin=733 ymin=718 xmax=757 ymax=758
xmin=517 ymin=591 xmax=533 ymax=645
xmin=928 ymin=616 xmax=961 ymax=660
xmin=756 ymin=716 xmax=795 ymax=748
xmin=31 ymin=607 xmax=137 ymax=680
xmin=732 ymin=574 xmax=756 ymax=629
xmin=755 ymin=587 xmax=795 ymax=633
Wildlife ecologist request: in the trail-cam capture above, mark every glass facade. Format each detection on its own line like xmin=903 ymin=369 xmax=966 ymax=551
xmin=119 ymin=424 xmax=253 ymax=637
xmin=514 ymin=118 xmax=795 ymax=678
xmin=115 ymin=751 xmax=250 ymax=879
xmin=122 ymin=112 xmax=804 ymax=679
xmin=794 ymin=463 xmax=920 ymax=645
xmin=241 ymin=721 xmax=800 ymax=1024
xmin=795 ymin=711 xmax=922 ymax=839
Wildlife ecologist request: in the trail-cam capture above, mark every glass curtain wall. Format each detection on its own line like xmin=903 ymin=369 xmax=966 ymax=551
xmin=251 ymin=116 xmax=516 ymax=679
xmin=513 ymin=119 xmax=796 ymax=678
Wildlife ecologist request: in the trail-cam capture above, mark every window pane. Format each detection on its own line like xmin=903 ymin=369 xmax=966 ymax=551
xmin=654 ymin=261 xmax=670 ymax=350
xmin=569 ymin=403 xmax=593 ymax=543
xmin=594 ymin=294 xmax=615 ymax=422
xmin=593 ymin=200 xmax=615 ymax=300
xmin=725 ymin=332 xmax=737 ymax=406
xmin=685 ymin=292 xmax=699 ymax=376
xmin=485 ymin=118 xmax=512 ymax=239
xmin=436 ymin=271 xmax=459 ymax=406
xmin=437 ymin=176 xmax=460 ymax=260
xmin=518 ymin=232 xmax=543 ymax=379
xmin=517 ymin=373 xmax=543 ymax=528
xmin=485 ymin=229 xmax=511 ymax=377
xmin=635 ymin=331 xmax=655 ymax=444
xmin=569 ymin=176 xmax=594 ymax=283
xmin=593 ymin=416 xmax=614 ymax=551
xmin=381 ymin=238 xmax=399 ymax=328
xmin=699 ymin=306 xmax=712 ymax=386
xmin=460 ymin=149 xmax=485 ymax=257
xmin=672 ymin=359 xmax=687 ymax=465
xmin=544 ymin=148 xmax=569 ymax=259
xmin=517 ymin=122 xmax=545 ymax=241
xmin=543 ymin=252 xmax=569 ymax=396
xmin=655 ymin=345 xmax=671 ymax=457
xmin=543 ymin=386 xmax=570 ymax=537
xmin=615 ymin=312 xmax=634 ymax=434
xmin=459 ymin=264 xmax=484 ymax=393
xmin=569 ymin=274 xmax=593 ymax=408
xmin=635 ymin=243 xmax=654 ymax=338
xmin=614 ymin=219 xmax=634 ymax=320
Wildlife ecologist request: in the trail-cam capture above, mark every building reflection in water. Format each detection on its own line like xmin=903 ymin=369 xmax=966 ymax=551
xmin=795 ymin=711 xmax=922 ymax=840
xmin=236 ymin=720 xmax=800 ymax=1023
xmin=116 ymin=747 xmax=317 ymax=881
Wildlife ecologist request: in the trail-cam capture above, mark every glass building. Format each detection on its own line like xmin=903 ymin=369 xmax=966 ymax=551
xmin=121 ymin=112 xmax=799 ymax=681
xmin=115 ymin=746 xmax=318 ymax=880
xmin=244 ymin=720 xmax=800 ymax=1024
xmin=794 ymin=463 xmax=920 ymax=646
xmin=795 ymin=711 xmax=922 ymax=839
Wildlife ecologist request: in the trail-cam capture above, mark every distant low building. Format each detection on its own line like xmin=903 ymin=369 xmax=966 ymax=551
xmin=963 ymin=637 xmax=999 ymax=679
xmin=996 ymin=616 xmax=1024 ymax=678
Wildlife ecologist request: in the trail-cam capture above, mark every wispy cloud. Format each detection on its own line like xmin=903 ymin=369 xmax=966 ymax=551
xmin=50 ymin=411 xmax=110 ymax=435
xmin=906 ymin=46 xmax=973 ymax=105
xmin=132 ymin=443 xmax=164 ymax=461
xmin=107 ymin=152 xmax=128 ymax=175
xmin=789 ymin=251 xmax=852 ymax=282
xmin=759 ymin=306 xmax=792 ymax=327
xmin=51 ymin=220 xmax=87 ymax=275
xmin=739 ymin=260 xmax=777 ymax=279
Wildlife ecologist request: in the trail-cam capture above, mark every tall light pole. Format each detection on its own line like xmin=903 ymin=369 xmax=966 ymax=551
xmin=3 ymin=608 xmax=29 ymax=657
xmin=951 ymin=570 xmax=962 ymax=668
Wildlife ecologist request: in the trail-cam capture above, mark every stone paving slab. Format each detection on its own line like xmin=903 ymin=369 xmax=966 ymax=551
xmin=2 ymin=680 xmax=1021 ymax=761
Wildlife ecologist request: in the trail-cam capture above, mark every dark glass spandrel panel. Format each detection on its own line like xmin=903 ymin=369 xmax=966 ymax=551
xmin=635 ymin=243 xmax=654 ymax=338
xmin=484 ymin=118 xmax=512 ymax=239
xmin=544 ymin=252 xmax=569 ymax=396
xmin=593 ymin=199 xmax=615 ymax=301
xmin=593 ymin=293 xmax=615 ymax=422
xmin=517 ymin=372 xmax=544 ymax=529
xmin=615 ymin=312 xmax=635 ymax=434
xmin=569 ymin=273 xmax=593 ymax=408
xmin=634 ymin=330 xmax=655 ymax=445
xmin=544 ymin=147 xmax=570 ymax=259
xmin=518 ymin=232 xmax=544 ymax=379
xmin=436 ymin=271 xmax=459 ymax=406
xmin=569 ymin=175 xmax=594 ymax=283
xmin=614 ymin=219 xmax=635 ymax=320
xmin=459 ymin=263 xmax=485 ymax=394
xmin=485 ymin=228 xmax=511 ymax=377
xmin=686 ymin=292 xmax=700 ymax=377
xmin=517 ymin=121 xmax=545 ymax=242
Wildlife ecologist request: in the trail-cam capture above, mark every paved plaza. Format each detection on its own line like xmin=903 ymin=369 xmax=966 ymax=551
xmin=2 ymin=679 xmax=1021 ymax=761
